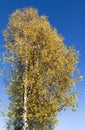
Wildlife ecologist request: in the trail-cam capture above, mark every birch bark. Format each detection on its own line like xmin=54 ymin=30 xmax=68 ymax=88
xmin=23 ymin=44 xmax=29 ymax=130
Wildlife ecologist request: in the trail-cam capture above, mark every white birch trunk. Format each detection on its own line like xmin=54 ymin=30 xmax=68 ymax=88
xmin=23 ymin=45 xmax=29 ymax=130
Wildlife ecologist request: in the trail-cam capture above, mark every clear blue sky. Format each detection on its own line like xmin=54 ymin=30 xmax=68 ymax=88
xmin=0 ymin=0 xmax=85 ymax=130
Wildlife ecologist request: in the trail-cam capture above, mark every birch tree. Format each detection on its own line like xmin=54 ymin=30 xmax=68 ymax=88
xmin=3 ymin=8 xmax=82 ymax=130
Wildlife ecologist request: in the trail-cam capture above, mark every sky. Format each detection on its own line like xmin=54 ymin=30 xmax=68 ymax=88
xmin=0 ymin=0 xmax=85 ymax=130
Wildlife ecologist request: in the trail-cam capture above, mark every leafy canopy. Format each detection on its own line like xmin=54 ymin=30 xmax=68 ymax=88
xmin=3 ymin=8 xmax=82 ymax=130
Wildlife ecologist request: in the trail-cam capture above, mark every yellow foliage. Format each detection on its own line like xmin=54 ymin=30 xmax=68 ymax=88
xmin=3 ymin=8 xmax=82 ymax=130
